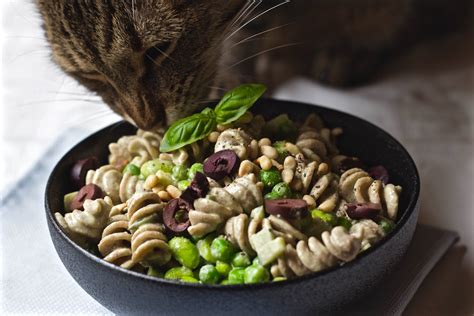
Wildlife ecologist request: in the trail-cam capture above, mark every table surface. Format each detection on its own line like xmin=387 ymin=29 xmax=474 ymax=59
xmin=1 ymin=0 xmax=473 ymax=314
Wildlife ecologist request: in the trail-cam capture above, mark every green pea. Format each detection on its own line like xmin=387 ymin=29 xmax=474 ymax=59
xmin=215 ymin=261 xmax=232 ymax=277
xmin=259 ymin=168 xmax=282 ymax=189
xmin=188 ymin=163 xmax=204 ymax=179
xmin=220 ymin=279 xmax=230 ymax=285
xmin=180 ymin=276 xmax=199 ymax=283
xmin=262 ymin=114 xmax=298 ymax=140
xmin=172 ymin=165 xmax=188 ymax=181
xmin=196 ymin=236 xmax=216 ymax=263
xmin=140 ymin=159 xmax=174 ymax=178
xmin=264 ymin=192 xmax=279 ymax=200
xmin=169 ymin=237 xmax=200 ymax=269
xmin=199 ymin=264 xmax=220 ymax=284
xmin=244 ymin=265 xmax=270 ymax=284
xmin=164 ymin=266 xmax=194 ymax=280
xmin=273 ymin=277 xmax=287 ymax=282
xmin=273 ymin=141 xmax=289 ymax=161
xmin=147 ymin=267 xmax=162 ymax=278
xmin=252 ymin=257 xmax=262 ymax=266
xmin=210 ymin=238 xmax=236 ymax=263
xmin=123 ymin=163 xmax=140 ymax=176
xmin=177 ymin=179 xmax=191 ymax=191
xmin=231 ymin=252 xmax=251 ymax=268
xmin=337 ymin=217 xmax=352 ymax=230
xmin=271 ymin=182 xmax=292 ymax=199
xmin=228 ymin=267 xmax=245 ymax=284
xmin=311 ymin=209 xmax=338 ymax=226
xmin=379 ymin=218 xmax=395 ymax=234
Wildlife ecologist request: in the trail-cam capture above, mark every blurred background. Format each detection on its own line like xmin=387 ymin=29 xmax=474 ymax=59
xmin=1 ymin=0 xmax=473 ymax=314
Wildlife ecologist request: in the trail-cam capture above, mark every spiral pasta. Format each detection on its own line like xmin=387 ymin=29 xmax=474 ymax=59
xmin=126 ymin=192 xmax=171 ymax=267
xmin=309 ymin=173 xmax=340 ymax=212
xmin=273 ymin=227 xmax=359 ymax=278
xmin=189 ymin=188 xmax=242 ymax=238
xmin=108 ymin=129 xmax=162 ymax=168
xmin=55 ymin=197 xmax=112 ymax=245
xmin=86 ymin=165 xmax=122 ymax=204
xmin=339 ymin=168 xmax=402 ymax=219
xmin=350 ymin=219 xmax=385 ymax=249
xmin=321 ymin=226 xmax=361 ymax=262
xmin=296 ymin=114 xmax=341 ymax=162
xmin=224 ymin=174 xmax=263 ymax=213
xmin=119 ymin=172 xmax=145 ymax=203
xmin=98 ymin=214 xmax=135 ymax=269
xmin=224 ymin=208 xmax=265 ymax=256
xmin=262 ymin=215 xmax=307 ymax=246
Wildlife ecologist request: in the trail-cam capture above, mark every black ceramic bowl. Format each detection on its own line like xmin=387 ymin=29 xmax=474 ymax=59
xmin=45 ymin=98 xmax=420 ymax=315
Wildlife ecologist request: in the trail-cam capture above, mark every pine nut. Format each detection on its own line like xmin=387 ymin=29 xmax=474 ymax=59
xmin=166 ymin=185 xmax=181 ymax=199
xmin=144 ymin=175 xmax=159 ymax=190
xmin=317 ymin=163 xmax=329 ymax=176
xmin=285 ymin=142 xmax=300 ymax=155
xmin=239 ymin=160 xmax=256 ymax=177
xmin=208 ymin=131 xmax=220 ymax=143
xmin=158 ymin=191 xmax=171 ymax=201
xmin=261 ymin=145 xmax=278 ymax=160
xmin=258 ymin=138 xmax=272 ymax=146
xmin=282 ymin=169 xmax=294 ymax=184
xmin=303 ymin=195 xmax=316 ymax=208
xmin=257 ymin=155 xmax=273 ymax=170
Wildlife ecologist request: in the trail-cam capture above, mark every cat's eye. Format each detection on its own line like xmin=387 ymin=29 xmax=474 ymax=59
xmin=145 ymin=41 xmax=175 ymax=63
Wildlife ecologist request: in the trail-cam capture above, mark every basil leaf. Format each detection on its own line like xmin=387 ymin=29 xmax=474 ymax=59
xmin=160 ymin=108 xmax=216 ymax=152
xmin=214 ymin=83 xmax=266 ymax=125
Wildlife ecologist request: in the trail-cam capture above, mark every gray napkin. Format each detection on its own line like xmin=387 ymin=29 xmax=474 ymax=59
xmin=0 ymin=130 xmax=459 ymax=315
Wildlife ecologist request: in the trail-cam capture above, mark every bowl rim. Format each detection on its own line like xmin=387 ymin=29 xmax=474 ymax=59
xmin=45 ymin=98 xmax=420 ymax=290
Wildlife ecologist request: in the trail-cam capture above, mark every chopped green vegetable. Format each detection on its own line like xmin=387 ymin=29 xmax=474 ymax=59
xmin=140 ymin=159 xmax=173 ymax=178
xmin=172 ymin=165 xmax=188 ymax=181
xmin=147 ymin=267 xmax=162 ymax=278
xmin=255 ymin=237 xmax=286 ymax=266
xmin=273 ymin=277 xmax=287 ymax=282
xmin=337 ymin=216 xmax=352 ymax=230
xmin=379 ymin=217 xmax=395 ymax=234
xmin=177 ymin=179 xmax=191 ymax=191
xmin=63 ymin=191 xmax=78 ymax=212
xmin=311 ymin=209 xmax=338 ymax=226
xmin=271 ymin=182 xmax=292 ymax=199
xmin=249 ymin=228 xmax=274 ymax=252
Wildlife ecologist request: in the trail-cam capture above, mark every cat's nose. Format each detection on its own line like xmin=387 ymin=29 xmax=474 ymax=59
xmin=119 ymin=95 xmax=165 ymax=131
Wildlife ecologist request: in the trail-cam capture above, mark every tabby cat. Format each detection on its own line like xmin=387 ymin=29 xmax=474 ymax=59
xmin=36 ymin=0 xmax=470 ymax=130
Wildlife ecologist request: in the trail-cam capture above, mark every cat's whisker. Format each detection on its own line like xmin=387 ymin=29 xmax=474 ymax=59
xmin=225 ymin=41 xmax=302 ymax=70
xmin=230 ymin=23 xmax=293 ymax=48
xmin=6 ymin=50 xmax=50 ymax=64
xmin=50 ymin=91 xmax=101 ymax=98
xmin=206 ymin=85 xmax=227 ymax=91
xmin=225 ymin=0 xmax=290 ymax=42
xmin=68 ymin=110 xmax=116 ymax=126
xmin=230 ymin=0 xmax=261 ymax=28
xmin=17 ymin=98 xmax=104 ymax=107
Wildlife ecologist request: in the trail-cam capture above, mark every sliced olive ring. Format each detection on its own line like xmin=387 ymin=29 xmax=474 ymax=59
xmin=265 ymin=199 xmax=308 ymax=219
xmin=345 ymin=202 xmax=381 ymax=219
xmin=70 ymin=157 xmax=98 ymax=190
xmin=163 ymin=198 xmax=192 ymax=233
xmin=181 ymin=172 xmax=209 ymax=203
xmin=69 ymin=183 xmax=104 ymax=211
xmin=203 ymin=150 xmax=240 ymax=181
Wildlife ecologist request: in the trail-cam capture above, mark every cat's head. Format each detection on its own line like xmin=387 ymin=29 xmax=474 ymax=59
xmin=37 ymin=0 xmax=245 ymax=130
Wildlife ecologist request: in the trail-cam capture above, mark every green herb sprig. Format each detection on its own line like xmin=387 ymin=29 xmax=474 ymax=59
xmin=160 ymin=83 xmax=266 ymax=152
